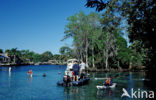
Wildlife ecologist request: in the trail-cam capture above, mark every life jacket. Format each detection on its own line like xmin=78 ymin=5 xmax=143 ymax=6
xmin=72 ymin=71 xmax=74 ymax=76
xmin=105 ymin=78 xmax=111 ymax=85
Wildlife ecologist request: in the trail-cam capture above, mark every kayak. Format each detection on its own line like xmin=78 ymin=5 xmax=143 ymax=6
xmin=96 ymin=83 xmax=117 ymax=89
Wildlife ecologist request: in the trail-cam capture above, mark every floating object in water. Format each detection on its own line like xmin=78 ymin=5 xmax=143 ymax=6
xmin=27 ymin=70 xmax=33 ymax=78
xmin=96 ymin=83 xmax=117 ymax=89
xmin=95 ymin=78 xmax=108 ymax=80
xmin=133 ymin=78 xmax=150 ymax=81
xmin=43 ymin=73 xmax=46 ymax=77
xmin=9 ymin=67 xmax=11 ymax=72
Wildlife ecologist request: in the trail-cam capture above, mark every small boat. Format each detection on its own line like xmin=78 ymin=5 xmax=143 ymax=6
xmin=96 ymin=83 xmax=117 ymax=89
xmin=34 ymin=62 xmax=40 ymax=65
xmin=57 ymin=59 xmax=90 ymax=87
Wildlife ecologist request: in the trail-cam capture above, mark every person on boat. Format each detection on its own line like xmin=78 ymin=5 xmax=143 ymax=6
xmin=72 ymin=61 xmax=80 ymax=81
xmin=27 ymin=70 xmax=33 ymax=77
xmin=104 ymin=76 xmax=112 ymax=87
xmin=63 ymin=71 xmax=71 ymax=86
xmin=80 ymin=61 xmax=86 ymax=74
xmin=80 ymin=70 xmax=86 ymax=79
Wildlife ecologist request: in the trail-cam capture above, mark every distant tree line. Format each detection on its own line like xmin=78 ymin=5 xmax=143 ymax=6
xmin=0 ymin=48 xmax=66 ymax=64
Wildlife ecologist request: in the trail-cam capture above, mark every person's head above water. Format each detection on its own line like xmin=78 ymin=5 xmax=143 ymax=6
xmin=28 ymin=70 xmax=31 ymax=72
xmin=43 ymin=73 xmax=46 ymax=77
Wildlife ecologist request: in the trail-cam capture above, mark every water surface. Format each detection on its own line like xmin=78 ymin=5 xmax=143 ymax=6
xmin=0 ymin=65 xmax=148 ymax=100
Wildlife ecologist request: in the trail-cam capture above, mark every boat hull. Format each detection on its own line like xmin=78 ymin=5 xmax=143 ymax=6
xmin=57 ymin=78 xmax=90 ymax=86
xmin=96 ymin=83 xmax=117 ymax=89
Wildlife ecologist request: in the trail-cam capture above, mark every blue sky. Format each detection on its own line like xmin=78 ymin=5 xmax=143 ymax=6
xmin=0 ymin=0 xmax=95 ymax=54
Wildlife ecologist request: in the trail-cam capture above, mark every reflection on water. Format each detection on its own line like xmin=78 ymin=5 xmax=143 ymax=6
xmin=96 ymin=88 xmax=114 ymax=97
xmin=0 ymin=65 xmax=148 ymax=100
xmin=62 ymin=72 xmax=147 ymax=100
xmin=8 ymin=71 xmax=11 ymax=88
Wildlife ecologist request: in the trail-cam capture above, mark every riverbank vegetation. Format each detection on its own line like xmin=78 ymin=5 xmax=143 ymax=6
xmin=60 ymin=0 xmax=155 ymax=72
xmin=0 ymin=48 xmax=66 ymax=65
xmin=83 ymin=1 xmax=156 ymax=88
xmin=62 ymin=11 xmax=149 ymax=71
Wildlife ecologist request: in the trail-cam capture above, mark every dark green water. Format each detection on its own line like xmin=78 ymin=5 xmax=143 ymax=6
xmin=0 ymin=65 xmax=149 ymax=100
xmin=64 ymin=72 xmax=148 ymax=100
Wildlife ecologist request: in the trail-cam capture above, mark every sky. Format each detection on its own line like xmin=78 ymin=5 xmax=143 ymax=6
xmin=0 ymin=0 xmax=95 ymax=54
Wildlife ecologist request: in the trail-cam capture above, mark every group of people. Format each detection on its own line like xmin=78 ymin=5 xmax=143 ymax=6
xmin=72 ymin=60 xmax=86 ymax=81
xmin=27 ymin=61 xmax=112 ymax=87
xmin=63 ymin=60 xmax=87 ymax=83
xmin=27 ymin=70 xmax=46 ymax=78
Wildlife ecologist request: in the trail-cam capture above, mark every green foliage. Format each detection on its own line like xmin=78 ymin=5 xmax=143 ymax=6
xmin=40 ymin=51 xmax=53 ymax=62
xmin=0 ymin=49 xmax=3 ymax=53
xmin=32 ymin=53 xmax=41 ymax=63
xmin=85 ymin=0 xmax=153 ymax=70
xmin=63 ymin=11 xmax=130 ymax=69
xmin=4 ymin=48 xmax=54 ymax=64
xmin=63 ymin=11 xmax=102 ymax=67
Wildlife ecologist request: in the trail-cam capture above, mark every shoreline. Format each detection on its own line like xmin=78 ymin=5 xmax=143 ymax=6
xmin=0 ymin=64 xmax=146 ymax=72
xmin=0 ymin=63 xmax=66 ymax=67
xmin=86 ymin=67 xmax=147 ymax=72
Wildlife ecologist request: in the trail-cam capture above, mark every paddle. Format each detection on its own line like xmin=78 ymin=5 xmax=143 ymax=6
xmin=95 ymin=78 xmax=108 ymax=80
xmin=112 ymin=74 xmax=119 ymax=79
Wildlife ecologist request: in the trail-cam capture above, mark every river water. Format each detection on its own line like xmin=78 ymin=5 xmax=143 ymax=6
xmin=0 ymin=65 xmax=149 ymax=100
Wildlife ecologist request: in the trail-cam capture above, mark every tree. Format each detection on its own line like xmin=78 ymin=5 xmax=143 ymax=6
xmin=85 ymin=0 xmax=156 ymax=89
xmin=40 ymin=51 xmax=53 ymax=62
xmin=53 ymin=54 xmax=61 ymax=60
xmin=104 ymin=32 xmax=118 ymax=69
xmin=85 ymin=0 xmax=156 ymax=68
xmin=85 ymin=0 xmax=108 ymax=12
xmin=33 ymin=53 xmax=41 ymax=63
xmin=5 ymin=48 xmax=18 ymax=63
xmin=0 ymin=49 xmax=3 ymax=53
xmin=63 ymin=11 xmax=101 ymax=67
xmin=63 ymin=11 xmax=125 ymax=69
xmin=116 ymin=37 xmax=129 ymax=68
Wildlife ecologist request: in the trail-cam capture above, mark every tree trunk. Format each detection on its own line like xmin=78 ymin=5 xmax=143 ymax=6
xmin=118 ymin=61 xmax=120 ymax=68
xmin=92 ymin=46 xmax=95 ymax=68
xmin=129 ymin=61 xmax=132 ymax=70
xmin=85 ymin=47 xmax=88 ymax=68
xmin=14 ymin=55 xmax=16 ymax=64
xmin=85 ymin=40 xmax=89 ymax=68
xmin=105 ymin=57 xmax=108 ymax=70
xmin=92 ymin=53 xmax=95 ymax=68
